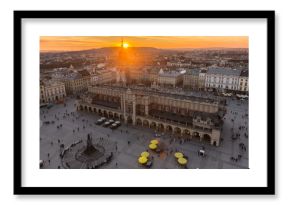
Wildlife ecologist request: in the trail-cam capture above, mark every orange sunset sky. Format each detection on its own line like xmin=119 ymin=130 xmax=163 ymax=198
xmin=40 ymin=36 xmax=248 ymax=51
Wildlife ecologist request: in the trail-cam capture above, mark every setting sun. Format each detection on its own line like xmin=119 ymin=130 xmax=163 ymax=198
xmin=123 ymin=43 xmax=129 ymax=48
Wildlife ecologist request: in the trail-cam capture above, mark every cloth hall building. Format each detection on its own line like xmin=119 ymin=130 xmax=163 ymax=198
xmin=76 ymin=85 xmax=226 ymax=146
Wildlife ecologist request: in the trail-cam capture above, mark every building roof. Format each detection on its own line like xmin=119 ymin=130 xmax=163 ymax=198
xmin=207 ymin=67 xmax=241 ymax=76
xmin=148 ymin=67 xmax=160 ymax=74
xmin=51 ymin=68 xmax=83 ymax=81
xmin=41 ymin=80 xmax=64 ymax=87
xmin=91 ymin=85 xmax=221 ymax=105
xmin=65 ymin=72 xmax=82 ymax=80
xmin=185 ymin=68 xmax=200 ymax=75
xmin=192 ymin=111 xmax=223 ymax=128
xmin=78 ymin=69 xmax=91 ymax=77
xmin=159 ymin=71 xmax=182 ymax=78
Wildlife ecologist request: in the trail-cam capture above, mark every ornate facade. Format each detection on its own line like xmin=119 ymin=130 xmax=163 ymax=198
xmin=40 ymin=81 xmax=66 ymax=103
xmin=77 ymin=85 xmax=226 ymax=146
xmin=63 ymin=70 xmax=91 ymax=95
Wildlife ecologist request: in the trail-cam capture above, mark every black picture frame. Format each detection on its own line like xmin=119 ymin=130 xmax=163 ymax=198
xmin=14 ymin=10 xmax=275 ymax=195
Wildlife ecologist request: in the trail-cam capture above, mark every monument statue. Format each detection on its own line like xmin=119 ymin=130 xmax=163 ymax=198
xmin=83 ymin=134 xmax=98 ymax=155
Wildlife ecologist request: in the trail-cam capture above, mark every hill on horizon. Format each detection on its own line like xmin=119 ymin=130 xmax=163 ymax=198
xmin=40 ymin=46 xmax=248 ymax=54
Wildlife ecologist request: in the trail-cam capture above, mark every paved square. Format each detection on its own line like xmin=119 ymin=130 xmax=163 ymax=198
xmin=40 ymin=94 xmax=248 ymax=169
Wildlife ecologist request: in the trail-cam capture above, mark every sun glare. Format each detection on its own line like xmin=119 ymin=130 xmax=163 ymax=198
xmin=123 ymin=43 xmax=129 ymax=48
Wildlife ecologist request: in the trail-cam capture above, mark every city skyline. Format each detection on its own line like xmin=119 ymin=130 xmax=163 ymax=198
xmin=40 ymin=35 xmax=249 ymax=169
xmin=40 ymin=36 xmax=249 ymax=52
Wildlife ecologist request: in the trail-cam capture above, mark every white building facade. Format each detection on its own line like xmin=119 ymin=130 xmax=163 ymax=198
xmin=205 ymin=67 xmax=242 ymax=92
xmin=40 ymin=81 xmax=66 ymax=104
xmin=238 ymin=70 xmax=249 ymax=94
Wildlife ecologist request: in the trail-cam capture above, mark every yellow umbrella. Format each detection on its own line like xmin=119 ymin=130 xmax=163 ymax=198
xmin=149 ymin=143 xmax=157 ymax=150
xmin=150 ymin=139 xmax=159 ymax=144
xmin=174 ymin=152 xmax=183 ymax=158
xmin=138 ymin=156 xmax=148 ymax=164
xmin=178 ymin=157 xmax=187 ymax=165
xmin=141 ymin=151 xmax=150 ymax=158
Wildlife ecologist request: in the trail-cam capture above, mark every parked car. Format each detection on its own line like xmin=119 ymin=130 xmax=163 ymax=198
xmin=115 ymin=121 xmax=121 ymax=127
xmin=110 ymin=123 xmax=118 ymax=129
xmin=96 ymin=117 xmax=106 ymax=125
xmin=96 ymin=119 xmax=103 ymax=125
xmin=103 ymin=121 xmax=111 ymax=127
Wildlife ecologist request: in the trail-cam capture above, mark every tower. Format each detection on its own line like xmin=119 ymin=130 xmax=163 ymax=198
xmin=121 ymin=38 xmax=124 ymax=48
xmin=117 ymin=38 xmax=128 ymax=85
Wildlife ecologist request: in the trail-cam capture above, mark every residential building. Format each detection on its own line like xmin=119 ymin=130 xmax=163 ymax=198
xmin=198 ymin=70 xmax=207 ymax=90
xmin=147 ymin=68 xmax=159 ymax=83
xmin=40 ymin=81 xmax=66 ymax=104
xmin=91 ymin=69 xmax=116 ymax=85
xmin=183 ymin=69 xmax=200 ymax=90
xmin=158 ymin=69 xmax=183 ymax=88
xmin=238 ymin=69 xmax=249 ymax=94
xmin=205 ymin=67 xmax=241 ymax=92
